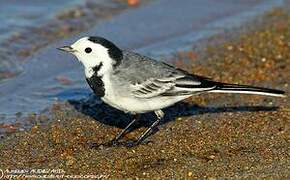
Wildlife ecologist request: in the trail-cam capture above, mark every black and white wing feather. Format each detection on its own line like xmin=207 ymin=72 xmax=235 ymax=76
xmin=114 ymin=51 xmax=285 ymax=99
xmin=130 ymin=74 xmax=217 ymax=98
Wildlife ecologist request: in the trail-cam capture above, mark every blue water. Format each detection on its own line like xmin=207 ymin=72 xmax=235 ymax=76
xmin=0 ymin=0 xmax=81 ymax=42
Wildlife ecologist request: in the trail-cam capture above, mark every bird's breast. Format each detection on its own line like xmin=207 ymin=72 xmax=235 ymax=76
xmin=86 ymin=75 xmax=105 ymax=97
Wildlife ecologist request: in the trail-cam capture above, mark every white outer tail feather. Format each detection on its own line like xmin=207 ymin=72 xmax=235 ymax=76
xmin=210 ymin=89 xmax=286 ymax=97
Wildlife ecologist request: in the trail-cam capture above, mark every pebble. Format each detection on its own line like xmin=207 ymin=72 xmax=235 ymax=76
xmin=208 ymin=155 xmax=215 ymax=160
xmin=127 ymin=0 xmax=140 ymax=6
xmin=227 ymin=45 xmax=233 ymax=50
xmin=98 ymin=145 xmax=104 ymax=150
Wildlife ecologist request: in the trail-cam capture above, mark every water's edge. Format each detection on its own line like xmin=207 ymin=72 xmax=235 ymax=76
xmin=0 ymin=0 xmax=286 ymax=127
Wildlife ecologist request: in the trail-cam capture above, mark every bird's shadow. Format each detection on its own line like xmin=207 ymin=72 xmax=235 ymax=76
xmin=68 ymin=94 xmax=279 ymax=132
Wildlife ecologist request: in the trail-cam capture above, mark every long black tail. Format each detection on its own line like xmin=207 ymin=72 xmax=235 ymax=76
xmin=209 ymin=82 xmax=285 ymax=97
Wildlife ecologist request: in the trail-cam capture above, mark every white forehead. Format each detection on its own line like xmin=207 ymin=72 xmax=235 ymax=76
xmin=72 ymin=37 xmax=89 ymax=47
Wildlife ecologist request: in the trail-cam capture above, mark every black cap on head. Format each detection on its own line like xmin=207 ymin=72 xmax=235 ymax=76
xmin=88 ymin=36 xmax=123 ymax=67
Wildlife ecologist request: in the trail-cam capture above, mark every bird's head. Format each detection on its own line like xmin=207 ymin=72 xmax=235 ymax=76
xmin=58 ymin=36 xmax=123 ymax=77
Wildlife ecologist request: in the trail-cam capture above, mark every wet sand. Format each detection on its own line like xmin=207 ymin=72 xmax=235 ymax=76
xmin=0 ymin=9 xmax=289 ymax=179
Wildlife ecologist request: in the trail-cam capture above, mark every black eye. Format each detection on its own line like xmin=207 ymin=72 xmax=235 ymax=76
xmin=85 ymin=47 xmax=92 ymax=53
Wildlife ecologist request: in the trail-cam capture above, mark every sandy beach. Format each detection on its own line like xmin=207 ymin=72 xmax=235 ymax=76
xmin=0 ymin=8 xmax=289 ymax=179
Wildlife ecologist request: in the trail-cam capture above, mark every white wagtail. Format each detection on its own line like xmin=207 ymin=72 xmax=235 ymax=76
xmin=58 ymin=36 xmax=285 ymax=145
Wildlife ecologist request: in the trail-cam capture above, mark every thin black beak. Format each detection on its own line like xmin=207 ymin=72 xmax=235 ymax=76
xmin=57 ymin=46 xmax=75 ymax=53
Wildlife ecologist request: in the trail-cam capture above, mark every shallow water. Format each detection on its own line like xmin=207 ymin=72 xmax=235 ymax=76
xmin=0 ymin=0 xmax=85 ymax=80
xmin=0 ymin=0 xmax=287 ymax=126
xmin=0 ymin=0 xmax=81 ymax=42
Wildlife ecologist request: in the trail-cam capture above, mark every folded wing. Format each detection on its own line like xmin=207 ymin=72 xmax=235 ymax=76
xmin=131 ymin=74 xmax=217 ymax=98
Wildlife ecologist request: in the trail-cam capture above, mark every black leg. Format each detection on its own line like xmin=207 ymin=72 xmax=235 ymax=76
xmin=112 ymin=114 xmax=139 ymax=143
xmin=134 ymin=110 xmax=164 ymax=145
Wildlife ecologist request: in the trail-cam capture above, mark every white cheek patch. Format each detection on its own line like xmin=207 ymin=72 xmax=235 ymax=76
xmin=71 ymin=39 xmax=115 ymax=78
xmin=77 ymin=52 xmax=114 ymax=78
xmin=82 ymin=56 xmax=101 ymax=69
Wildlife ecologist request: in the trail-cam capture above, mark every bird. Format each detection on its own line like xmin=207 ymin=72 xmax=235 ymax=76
xmin=58 ymin=36 xmax=285 ymax=145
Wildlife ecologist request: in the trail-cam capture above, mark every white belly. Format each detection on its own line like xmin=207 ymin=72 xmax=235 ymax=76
xmin=100 ymin=74 xmax=191 ymax=113
xmin=101 ymin=94 xmax=191 ymax=114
